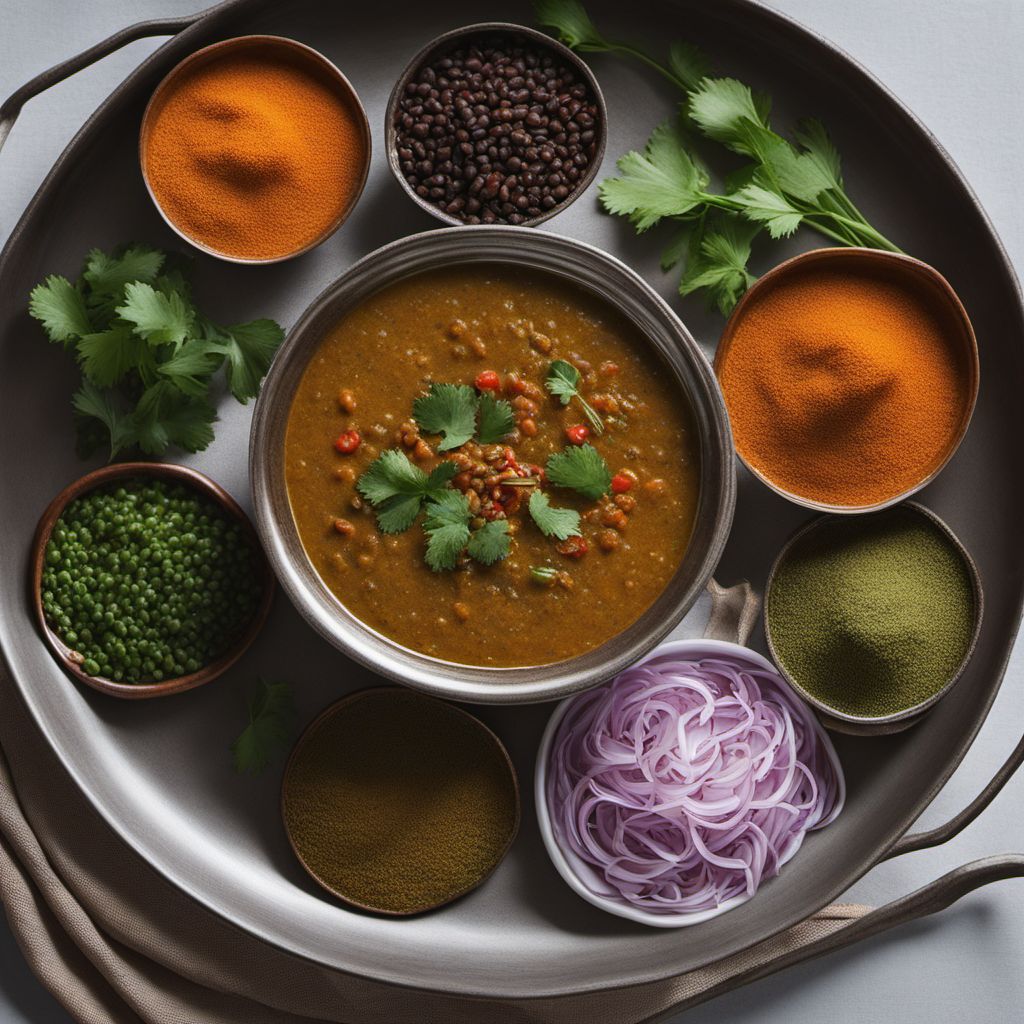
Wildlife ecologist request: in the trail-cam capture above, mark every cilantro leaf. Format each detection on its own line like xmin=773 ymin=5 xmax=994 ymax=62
xmin=358 ymin=449 xmax=430 ymax=504
xmin=77 ymin=323 xmax=145 ymax=387
xmin=231 ymin=678 xmax=296 ymax=775
xmin=466 ymin=519 xmax=511 ymax=565
xmin=423 ymin=490 xmax=472 ymax=571
xmin=661 ymin=221 xmax=698 ymax=272
xmin=211 ymin=319 xmax=285 ymax=403
xmin=794 ymin=118 xmax=843 ymax=189
xmin=545 ymin=360 xmax=603 ymax=433
xmin=534 ymin=0 xmax=608 ymax=50
xmin=375 ymin=493 xmax=427 ymax=534
xmin=599 ymin=121 xmax=709 ymax=232
xmin=679 ymin=215 xmax=761 ymax=314
xmin=72 ymin=381 xmax=136 ymax=460
xmin=688 ymin=77 xmax=771 ymax=155
xmin=132 ymin=382 xmax=216 ymax=454
xmin=157 ymin=338 xmax=223 ymax=396
xmin=546 ymin=444 xmax=612 ymax=500
xmin=357 ymin=451 xmax=459 ymax=534
xmin=116 ymin=281 xmax=194 ymax=346
xmin=528 ymin=490 xmax=581 ymax=540
xmin=29 ymin=276 xmax=92 ymax=346
xmin=476 ymin=393 xmax=515 ymax=444
xmin=732 ymin=183 xmax=804 ymax=238
xmin=413 ymin=383 xmax=478 ymax=451
xmin=668 ymin=41 xmax=710 ymax=92
xmin=83 ymin=245 xmax=164 ymax=298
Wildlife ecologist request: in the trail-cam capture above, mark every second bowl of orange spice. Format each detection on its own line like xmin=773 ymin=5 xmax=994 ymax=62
xmin=714 ymin=248 xmax=979 ymax=513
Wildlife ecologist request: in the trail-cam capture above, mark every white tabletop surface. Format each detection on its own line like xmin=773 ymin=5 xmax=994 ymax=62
xmin=1 ymin=1 xmax=1022 ymax=1022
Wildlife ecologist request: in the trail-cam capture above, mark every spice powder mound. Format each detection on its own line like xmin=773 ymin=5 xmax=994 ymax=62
xmin=766 ymin=506 xmax=977 ymax=719
xmin=144 ymin=44 xmax=366 ymax=260
xmin=282 ymin=689 xmax=519 ymax=915
xmin=717 ymin=263 xmax=973 ymax=507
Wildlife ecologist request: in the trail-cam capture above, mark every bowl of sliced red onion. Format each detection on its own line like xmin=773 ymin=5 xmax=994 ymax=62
xmin=536 ymin=639 xmax=845 ymax=927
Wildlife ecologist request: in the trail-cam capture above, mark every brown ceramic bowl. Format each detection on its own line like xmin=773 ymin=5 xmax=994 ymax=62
xmin=763 ymin=501 xmax=984 ymax=734
xmin=281 ymin=687 xmax=521 ymax=915
xmin=714 ymin=248 xmax=980 ymax=514
xmin=384 ymin=22 xmax=607 ymax=227
xmin=30 ymin=462 xmax=275 ymax=699
xmin=140 ymin=35 xmax=371 ymax=264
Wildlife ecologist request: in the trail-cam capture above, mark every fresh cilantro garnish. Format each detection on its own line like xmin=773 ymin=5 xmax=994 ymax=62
xmin=231 ymin=678 xmax=296 ymax=775
xmin=546 ymin=443 xmax=612 ymax=500
xmin=476 ymin=393 xmax=516 ymax=444
xmin=414 ymin=383 xmax=478 ymax=451
xmin=528 ymin=490 xmax=581 ymax=540
xmin=422 ymin=490 xmax=512 ymax=571
xmin=414 ymin=383 xmax=515 ymax=448
xmin=536 ymin=0 xmax=901 ymax=313
xmin=28 ymin=244 xmax=285 ymax=460
xmin=544 ymin=360 xmax=603 ymax=434
xmin=423 ymin=490 xmax=473 ymax=571
xmin=466 ymin=519 xmax=511 ymax=565
xmin=357 ymin=450 xmax=458 ymax=534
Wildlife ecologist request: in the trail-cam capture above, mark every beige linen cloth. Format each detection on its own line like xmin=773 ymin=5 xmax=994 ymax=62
xmin=1 ymin=583 xmax=876 ymax=1024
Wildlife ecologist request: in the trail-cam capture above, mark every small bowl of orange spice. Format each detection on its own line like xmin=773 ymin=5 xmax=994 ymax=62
xmin=714 ymin=248 xmax=979 ymax=513
xmin=140 ymin=35 xmax=371 ymax=264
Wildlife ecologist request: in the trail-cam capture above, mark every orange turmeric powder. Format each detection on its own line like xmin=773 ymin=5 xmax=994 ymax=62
xmin=143 ymin=41 xmax=366 ymax=261
xmin=716 ymin=262 xmax=973 ymax=507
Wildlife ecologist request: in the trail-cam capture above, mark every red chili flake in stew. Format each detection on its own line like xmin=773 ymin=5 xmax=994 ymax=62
xmin=611 ymin=473 xmax=634 ymax=494
xmin=334 ymin=430 xmax=361 ymax=454
xmin=566 ymin=424 xmax=590 ymax=445
xmin=474 ymin=370 xmax=501 ymax=392
xmin=556 ymin=536 xmax=589 ymax=559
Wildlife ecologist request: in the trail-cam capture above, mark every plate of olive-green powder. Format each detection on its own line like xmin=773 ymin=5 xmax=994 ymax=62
xmin=765 ymin=503 xmax=982 ymax=726
xmin=281 ymin=687 xmax=520 ymax=915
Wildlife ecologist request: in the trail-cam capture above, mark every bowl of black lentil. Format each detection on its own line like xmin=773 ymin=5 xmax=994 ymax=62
xmin=31 ymin=462 xmax=274 ymax=699
xmin=385 ymin=22 xmax=606 ymax=226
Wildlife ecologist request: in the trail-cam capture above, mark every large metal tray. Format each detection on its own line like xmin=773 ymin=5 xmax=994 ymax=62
xmin=1 ymin=0 xmax=1023 ymax=1001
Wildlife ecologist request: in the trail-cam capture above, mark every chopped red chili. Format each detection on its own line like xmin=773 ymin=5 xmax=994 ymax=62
xmin=566 ymin=424 xmax=590 ymax=445
xmin=474 ymin=370 xmax=501 ymax=392
xmin=556 ymin=536 xmax=589 ymax=559
xmin=611 ymin=473 xmax=634 ymax=494
xmin=334 ymin=430 xmax=361 ymax=454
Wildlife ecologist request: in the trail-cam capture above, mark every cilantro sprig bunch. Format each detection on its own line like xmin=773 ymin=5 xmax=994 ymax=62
xmin=535 ymin=0 xmax=901 ymax=313
xmin=29 ymin=245 xmax=284 ymax=459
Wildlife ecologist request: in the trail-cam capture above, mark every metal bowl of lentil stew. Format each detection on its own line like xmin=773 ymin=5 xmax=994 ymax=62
xmin=250 ymin=226 xmax=735 ymax=704
xmin=384 ymin=22 xmax=607 ymax=227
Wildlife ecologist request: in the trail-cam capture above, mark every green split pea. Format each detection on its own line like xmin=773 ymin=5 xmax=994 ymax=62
xmin=766 ymin=505 xmax=978 ymax=719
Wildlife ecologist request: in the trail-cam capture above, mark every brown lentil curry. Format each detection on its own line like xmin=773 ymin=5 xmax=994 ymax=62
xmin=284 ymin=265 xmax=699 ymax=666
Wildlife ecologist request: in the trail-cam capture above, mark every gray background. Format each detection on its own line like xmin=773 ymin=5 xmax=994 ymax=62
xmin=1 ymin=1 xmax=1021 ymax=1021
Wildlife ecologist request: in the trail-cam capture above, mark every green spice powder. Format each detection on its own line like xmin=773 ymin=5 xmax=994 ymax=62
xmin=766 ymin=506 xmax=977 ymax=718
xmin=282 ymin=689 xmax=518 ymax=915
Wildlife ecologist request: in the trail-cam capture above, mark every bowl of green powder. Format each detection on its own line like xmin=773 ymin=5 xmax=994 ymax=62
xmin=764 ymin=503 xmax=982 ymax=730
xmin=31 ymin=462 xmax=274 ymax=699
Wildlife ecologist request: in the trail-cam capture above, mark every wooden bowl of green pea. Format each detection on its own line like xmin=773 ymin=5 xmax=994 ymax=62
xmin=30 ymin=462 xmax=275 ymax=699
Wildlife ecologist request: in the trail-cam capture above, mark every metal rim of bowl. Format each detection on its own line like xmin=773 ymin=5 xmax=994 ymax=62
xmin=281 ymin=686 xmax=521 ymax=916
xmin=533 ymin=637 xmax=847 ymax=927
xmin=383 ymin=21 xmax=608 ymax=228
xmin=29 ymin=461 xmax=276 ymax=699
xmin=713 ymin=247 xmax=981 ymax=515
xmin=249 ymin=225 xmax=736 ymax=705
xmin=762 ymin=500 xmax=985 ymax=728
xmin=139 ymin=34 xmax=372 ymax=265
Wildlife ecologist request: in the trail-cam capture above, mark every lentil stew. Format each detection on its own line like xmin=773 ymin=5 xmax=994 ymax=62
xmin=284 ymin=265 xmax=700 ymax=667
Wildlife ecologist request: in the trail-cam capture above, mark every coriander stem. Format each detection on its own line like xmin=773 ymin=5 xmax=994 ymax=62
xmin=823 ymin=212 xmax=902 ymax=252
xmin=603 ymin=43 xmax=691 ymax=94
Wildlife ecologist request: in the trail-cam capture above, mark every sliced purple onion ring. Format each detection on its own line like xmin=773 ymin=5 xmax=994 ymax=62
xmin=545 ymin=651 xmax=844 ymax=917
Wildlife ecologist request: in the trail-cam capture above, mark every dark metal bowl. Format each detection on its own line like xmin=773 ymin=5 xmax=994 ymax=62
xmin=383 ymin=22 xmax=608 ymax=228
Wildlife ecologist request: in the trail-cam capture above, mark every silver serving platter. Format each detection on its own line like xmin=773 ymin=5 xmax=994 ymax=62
xmin=1 ymin=0 xmax=1022 ymax=1001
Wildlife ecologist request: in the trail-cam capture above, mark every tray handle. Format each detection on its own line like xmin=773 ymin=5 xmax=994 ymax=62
xmin=0 ymin=9 xmax=210 ymax=154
